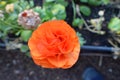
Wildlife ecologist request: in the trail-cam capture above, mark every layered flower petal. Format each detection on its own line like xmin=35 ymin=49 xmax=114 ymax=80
xmin=28 ymin=20 xmax=80 ymax=69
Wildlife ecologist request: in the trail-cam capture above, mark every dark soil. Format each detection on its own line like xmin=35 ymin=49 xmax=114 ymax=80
xmin=0 ymin=1 xmax=120 ymax=80
xmin=66 ymin=1 xmax=120 ymax=47
xmin=0 ymin=50 xmax=120 ymax=80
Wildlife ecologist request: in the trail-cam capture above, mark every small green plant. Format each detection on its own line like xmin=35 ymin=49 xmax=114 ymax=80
xmin=0 ymin=0 xmax=68 ymax=55
xmin=72 ymin=18 xmax=84 ymax=28
xmin=73 ymin=0 xmax=105 ymax=35
xmin=0 ymin=0 xmax=35 ymax=37
xmin=108 ymin=17 xmax=120 ymax=46
xmin=71 ymin=0 xmax=84 ymax=28
xmin=78 ymin=0 xmax=109 ymax=17
xmin=108 ymin=17 xmax=120 ymax=34
xmin=34 ymin=0 xmax=67 ymax=22
xmin=77 ymin=32 xmax=86 ymax=46
xmin=79 ymin=5 xmax=91 ymax=16
xmin=80 ymin=0 xmax=110 ymax=6
xmin=0 ymin=0 xmax=18 ymax=9
xmin=0 ymin=0 xmax=35 ymax=56
xmin=78 ymin=0 xmax=109 ymax=18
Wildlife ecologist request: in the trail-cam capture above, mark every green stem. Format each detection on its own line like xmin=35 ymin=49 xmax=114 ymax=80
xmin=76 ymin=5 xmax=105 ymax=35
xmin=0 ymin=19 xmax=22 ymax=29
xmin=72 ymin=0 xmax=76 ymax=20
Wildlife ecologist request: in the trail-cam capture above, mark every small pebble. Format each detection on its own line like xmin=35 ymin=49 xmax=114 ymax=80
xmin=6 ymin=63 xmax=10 ymax=67
xmin=29 ymin=71 xmax=34 ymax=76
xmin=113 ymin=55 xmax=118 ymax=60
xmin=108 ymin=68 xmax=112 ymax=73
xmin=12 ymin=60 xmax=17 ymax=65
xmin=14 ymin=70 xmax=20 ymax=74
xmin=56 ymin=76 xmax=60 ymax=80
xmin=0 ymin=60 xmax=2 ymax=63
xmin=23 ymin=77 xmax=29 ymax=80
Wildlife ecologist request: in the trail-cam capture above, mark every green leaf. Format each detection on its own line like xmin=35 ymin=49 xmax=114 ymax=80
xmin=20 ymin=44 xmax=31 ymax=57
xmin=38 ymin=8 xmax=51 ymax=22
xmin=15 ymin=30 xmax=22 ymax=36
xmin=3 ymin=27 xmax=12 ymax=35
xmin=18 ymin=0 xmax=32 ymax=10
xmin=20 ymin=45 xmax=29 ymax=53
xmin=45 ymin=0 xmax=55 ymax=2
xmin=34 ymin=6 xmax=50 ymax=22
xmin=41 ymin=0 xmax=67 ymax=21
xmin=0 ymin=19 xmax=12 ymax=31
xmin=46 ymin=9 xmax=54 ymax=19
xmin=80 ymin=5 xmax=91 ymax=16
xmin=21 ymin=30 xmax=32 ymax=42
xmin=29 ymin=0 xmax=34 ymax=7
xmin=51 ymin=4 xmax=66 ymax=20
xmin=88 ymin=0 xmax=102 ymax=6
xmin=108 ymin=17 xmax=120 ymax=34
xmin=7 ymin=0 xmax=18 ymax=3
xmin=55 ymin=0 xmax=68 ymax=7
xmin=77 ymin=32 xmax=86 ymax=46
xmin=25 ymin=52 xmax=31 ymax=57
xmin=7 ymin=12 xmax=18 ymax=21
xmin=0 ymin=1 xmax=7 ymax=9
xmin=72 ymin=18 xmax=84 ymax=27
xmin=80 ymin=0 xmax=88 ymax=3
xmin=102 ymin=0 xmax=110 ymax=5
xmin=0 ymin=31 xmax=4 ymax=38
xmin=0 ymin=1 xmax=6 ymax=5
xmin=33 ymin=6 xmax=42 ymax=14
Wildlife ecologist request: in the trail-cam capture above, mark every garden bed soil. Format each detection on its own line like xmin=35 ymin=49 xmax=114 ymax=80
xmin=0 ymin=50 xmax=120 ymax=80
xmin=0 ymin=1 xmax=120 ymax=80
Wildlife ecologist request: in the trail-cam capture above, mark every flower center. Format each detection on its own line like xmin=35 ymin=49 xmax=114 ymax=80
xmin=22 ymin=12 xmax=27 ymax=17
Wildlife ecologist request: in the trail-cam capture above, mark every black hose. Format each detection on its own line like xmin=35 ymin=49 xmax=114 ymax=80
xmin=81 ymin=45 xmax=120 ymax=56
xmin=81 ymin=46 xmax=114 ymax=52
xmin=0 ymin=43 xmax=5 ymax=48
xmin=0 ymin=43 xmax=119 ymax=54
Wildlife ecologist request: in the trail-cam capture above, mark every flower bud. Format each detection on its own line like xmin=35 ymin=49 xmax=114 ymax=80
xmin=5 ymin=3 xmax=14 ymax=13
xmin=17 ymin=10 xmax=41 ymax=29
xmin=98 ymin=10 xmax=104 ymax=16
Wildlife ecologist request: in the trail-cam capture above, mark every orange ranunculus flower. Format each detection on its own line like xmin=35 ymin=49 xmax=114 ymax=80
xmin=28 ymin=20 xmax=80 ymax=69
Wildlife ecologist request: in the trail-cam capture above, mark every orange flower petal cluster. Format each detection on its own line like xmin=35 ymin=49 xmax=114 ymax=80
xmin=28 ymin=20 xmax=80 ymax=69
